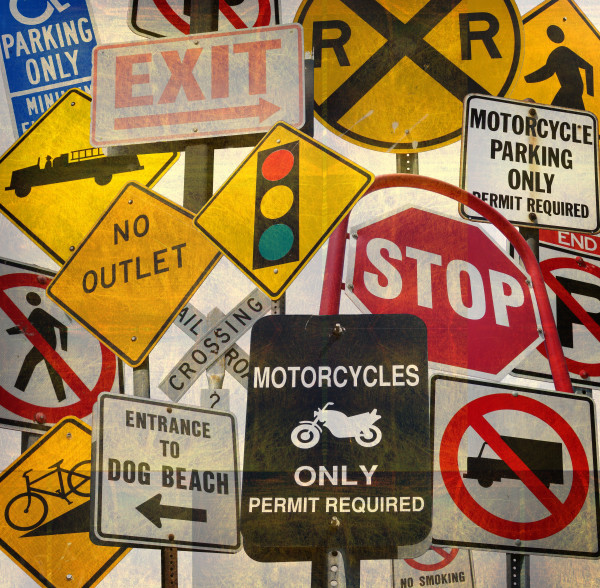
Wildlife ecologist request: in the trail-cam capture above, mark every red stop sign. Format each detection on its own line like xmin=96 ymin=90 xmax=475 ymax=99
xmin=347 ymin=207 xmax=541 ymax=378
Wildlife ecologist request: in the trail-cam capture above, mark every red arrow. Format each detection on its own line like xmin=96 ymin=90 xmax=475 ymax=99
xmin=114 ymin=99 xmax=280 ymax=130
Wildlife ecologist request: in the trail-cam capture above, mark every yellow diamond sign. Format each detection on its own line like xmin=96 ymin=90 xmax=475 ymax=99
xmin=47 ymin=183 xmax=220 ymax=367
xmin=0 ymin=89 xmax=178 ymax=265
xmin=194 ymin=122 xmax=374 ymax=299
xmin=510 ymin=0 xmax=600 ymax=121
xmin=0 ymin=418 xmax=127 ymax=588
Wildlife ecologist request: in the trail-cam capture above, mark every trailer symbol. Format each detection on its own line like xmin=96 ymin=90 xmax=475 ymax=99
xmin=463 ymin=436 xmax=564 ymax=488
xmin=5 ymin=148 xmax=144 ymax=198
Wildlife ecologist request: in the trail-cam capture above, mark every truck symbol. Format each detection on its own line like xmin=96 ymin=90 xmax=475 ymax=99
xmin=463 ymin=436 xmax=564 ymax=488
xmin=5 ymin=148 xmax=144 ymax=198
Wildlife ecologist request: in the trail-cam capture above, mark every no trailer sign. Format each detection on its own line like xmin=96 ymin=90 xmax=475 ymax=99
xmin=460 ymin=94 xmax=599 ymax=233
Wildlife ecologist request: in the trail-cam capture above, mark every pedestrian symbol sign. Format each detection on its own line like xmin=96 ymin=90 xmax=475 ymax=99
xmin=0 ymin=417 xmax=128 ymax=587
xmin=46 ymin=183 xmax=220 ymax=367
xmin=510 ymin=0 xmax=600 ymax=126
xmin=0 ymin=257 xmax=121 ymax=433
xmin=0 ymin=90 xmax=178 ymax=265
xmin=432 ymin=376 xmax=600 ymax=558
xmin=194 ymin=122 xmax=373 ymax=300
xmin=295 ymin=0 xmax=523 ymax=152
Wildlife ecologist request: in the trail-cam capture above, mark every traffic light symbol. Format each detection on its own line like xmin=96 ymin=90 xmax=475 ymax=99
xmin=253 ymin=141 xmax=300 ymax=270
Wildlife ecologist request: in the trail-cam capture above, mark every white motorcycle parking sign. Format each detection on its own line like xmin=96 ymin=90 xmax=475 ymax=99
xmin=291 ymin=402 xmax=382 ymax=449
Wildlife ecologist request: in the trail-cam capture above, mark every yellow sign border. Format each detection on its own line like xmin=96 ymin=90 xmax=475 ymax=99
xmin=0 ymin=89 xmax=178 ymax=265
xmin=295 ymin=0 xmax=524 ymax=153
xmin=194 ymin=122 xmax=374 ymax=300
xmin=47 ymin=183 xmax=221 ymax=366
xmin=0 ymin=417 xmax=128 ymax=587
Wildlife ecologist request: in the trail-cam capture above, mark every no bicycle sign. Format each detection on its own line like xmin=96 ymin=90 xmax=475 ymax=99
xmin=432 ymin=376 xmax=599 ymax=557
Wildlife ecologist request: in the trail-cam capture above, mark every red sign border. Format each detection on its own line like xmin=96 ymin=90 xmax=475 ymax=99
xmin=129 ymin=0 xmax=278 ymax=39
xmin=537 ymin=256 xmax=600 ymax=376
xmin=405 ymin=547 xmax=459 ymax=571
xmin=433 ymin=377 xmax=598 ymax=554
xmin=0 ymin=271 xmax=116 ymax=423
xmin=345 ymin=205 xmax=542 ymax=380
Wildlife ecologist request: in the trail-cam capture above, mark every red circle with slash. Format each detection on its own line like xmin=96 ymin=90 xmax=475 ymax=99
xmin=440 ymin=393 xmax=589 ymax=540
xmin=537 ymin=257 xmax=600 ymax=376
xmin=405 ymin=547 xmax=459 ymax=571
xmin=0 ymin=273 xmax=116 ymax=423
xmin=153 ymin=0 xmax=271 ymax=34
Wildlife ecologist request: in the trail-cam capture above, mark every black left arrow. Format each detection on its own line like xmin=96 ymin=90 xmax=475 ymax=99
xmin=136 ymin=494 xmax=207 ymax=528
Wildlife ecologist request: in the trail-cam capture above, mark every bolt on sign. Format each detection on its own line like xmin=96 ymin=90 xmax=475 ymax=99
xmin=0 ymin=0 xmax=98 ymax=137
xmin=295 ymin=0 xmax=523 ymax=153
xmin=459 ymin=94 xmax=599 ymax=232
xmin=91 ymin=393 xmax=240 ymax=551
xmin=0 ymin=417 xmax=128 ymax=588
xmin=242 ymin=314 xmax=431 ymax=562
xmin=160 ymin=288 xmax=270 ymax=402
xmin=0 ymin=90 xmax=178 ymax=265
xmin=129 ymin=0 xmax=281 ymax=39
xmin=432 ymin=376 xmax=600 ymax=557
xmin=510 ymin=0 xmax=600 ymax=128
xmin=345 ymin=206 xmax=543 ymax=381
xmin=194 ymin=122 xmax=374 ymax=300
xmin=91 ymin=24 xmax=304 ymax=147
xmin=393 ymin=548 xmax=475 ymax=588
xmin=511 ymin=231 xmax=600 ymax=389
xmin=46 ymin=182 xmax=220 ymax=367
xmin=0 ymin=257 xmax=122 ymax=434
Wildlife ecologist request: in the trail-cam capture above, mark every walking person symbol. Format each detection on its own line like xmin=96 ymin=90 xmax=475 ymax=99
xmin=7 ymin=292 xmax=68 ymax=402
xmin=525 ymin=25 xmax=594 ymax=110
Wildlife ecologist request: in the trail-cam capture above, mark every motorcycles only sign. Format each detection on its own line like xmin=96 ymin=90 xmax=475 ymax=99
xmin=242 ymin=314 xmax=431 ymax=562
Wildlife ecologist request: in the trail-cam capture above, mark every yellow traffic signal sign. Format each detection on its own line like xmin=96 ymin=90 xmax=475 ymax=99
xmin=510 ymin=0 xmax=600 ymax=122
xmin=0 ymin=418 xmax=127 ymax=587
xmin=46 ymin=183 xmax=220 ymax=367
xmin=194 ymin=122 xmax=373 ymax=299
xmin=0 ymin=90 xmax=178 ymax=265
xmin=295 ymin=0 xmax=524 ymax=153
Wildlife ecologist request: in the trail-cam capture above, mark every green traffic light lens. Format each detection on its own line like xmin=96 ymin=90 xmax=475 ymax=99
xmin=258 ymin=224 xmax=294 ymax=261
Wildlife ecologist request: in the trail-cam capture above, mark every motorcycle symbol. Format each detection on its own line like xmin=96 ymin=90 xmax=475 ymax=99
xmin=291 ymin=402 xmax=382 ymax=449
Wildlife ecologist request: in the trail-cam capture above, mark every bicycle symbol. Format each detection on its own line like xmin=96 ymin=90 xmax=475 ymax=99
xmin=5 ymin=459 xmax=91 ymax=531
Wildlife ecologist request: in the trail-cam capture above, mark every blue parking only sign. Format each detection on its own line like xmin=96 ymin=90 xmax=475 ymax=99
xmin=0 ymin=0 xmax=97 ymax=137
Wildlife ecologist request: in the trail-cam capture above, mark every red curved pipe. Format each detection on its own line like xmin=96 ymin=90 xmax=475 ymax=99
xmin=319 ymin=174 xmax=573 ymax=394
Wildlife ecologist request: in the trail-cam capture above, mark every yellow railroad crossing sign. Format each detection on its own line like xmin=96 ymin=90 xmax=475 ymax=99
xmin=295 ymin=0 xmax=524 ymax=153
xmin=510 ymin=0 xmax=600 ymax=122
xmin=47 ymin=183 xmax=220 ymax=367
xmin=0 ymin=89 xmax=178 ymax=265
xmin=194 ymin=122 xmax=373 ymax=300
xmin=0 ymin=417 xmax=127 ymax=588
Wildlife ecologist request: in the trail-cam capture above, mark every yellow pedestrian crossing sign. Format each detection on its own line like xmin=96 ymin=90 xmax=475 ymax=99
xmin=510 ymin=0 xmax=600 ymax=123
xmin=0 ymin=417 xmax=128 ymax=588
xmin=295 ymin=0 xmax=524 ymax=153
xmin=47 ymin=183 xmax=220 ymax=367
xmin=0 ymin=89 xmax=178 ymax=265
xmin=194 ymin=122 xmax=373 ymax=300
